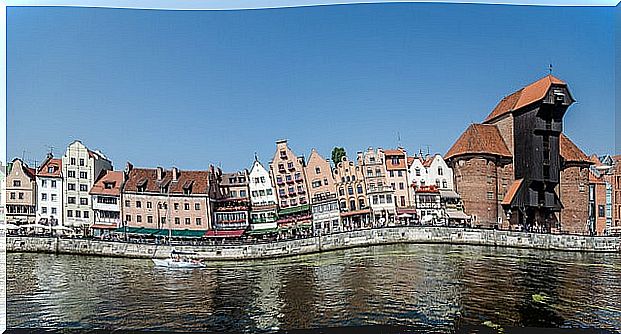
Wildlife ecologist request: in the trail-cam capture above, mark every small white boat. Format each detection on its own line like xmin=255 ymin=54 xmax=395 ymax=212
xmin=152 ymin=250 xmax=206 ymax=268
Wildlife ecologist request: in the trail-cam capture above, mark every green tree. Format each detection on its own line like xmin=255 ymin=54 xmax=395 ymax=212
xmin=331 ymin=147 xmax=347 ymax=166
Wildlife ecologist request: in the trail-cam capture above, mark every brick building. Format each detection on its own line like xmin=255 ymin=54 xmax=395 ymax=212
xmin=446 ymin=75 xmax=592 ymax=234
xmin=304 ymin=149 xmax=340 ymax=234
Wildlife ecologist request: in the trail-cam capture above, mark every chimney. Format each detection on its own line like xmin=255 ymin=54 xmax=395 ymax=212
xmin=156 ymin=166 xmax=164 ymax=181
xmin=172 ymin=167 xmax=179 ymax=181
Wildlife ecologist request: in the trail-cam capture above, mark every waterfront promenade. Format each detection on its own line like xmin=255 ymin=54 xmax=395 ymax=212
xmin=7 ymin=226 xmax=621 ymax=260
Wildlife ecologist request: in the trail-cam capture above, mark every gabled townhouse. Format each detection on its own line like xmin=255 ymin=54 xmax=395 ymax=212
xmin=36 ymin=154 xmax=63 ymax=227
xmin=121 ymin=164 xmax=216 ymax=238
xmin=333 ymin=155 xmax=370 ymax=229
xmin=0 ymin=162 xmax=6 ymax=223
xmin=62 ymin=140 xmax=112 ymax=233
xmin=248 ymin=157 xmax=278 ymax=232
xmin=383 ymin=148 xmax=413 ymax=209
xmin=305 ymin=149 xmax=340 ymax=234
xmin=357 ymin=148 xmax=396 ymax=226
xmin=6 ymin=158 xmax=37 ymax=225
xmin=90 ymin=170 xmax=124 ymax=237
xmin=269 ymin=140 xmax=312 ymax=231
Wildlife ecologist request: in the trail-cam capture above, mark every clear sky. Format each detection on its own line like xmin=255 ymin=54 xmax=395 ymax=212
xmin=7 ymin=3 xmax=616 ymax=171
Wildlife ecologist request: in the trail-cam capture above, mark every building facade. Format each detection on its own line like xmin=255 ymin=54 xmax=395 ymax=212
xmin=383 ymin=148 xmax=412 ymax=208
xmin=36 ymin=154 xmax=63 ymax=227
xmin=213 ymin=170 xmax=250 ymax=231
xmin=305 ymin=149 xmax=340 ymax=234
xmin=122 ymin=164 xmax=215 ymax=238
xmin=269 ymin=140 xmax=312 ymax=230
xmin=62 ymin=140 xmax=112 ymax=232
xmin=248 ymin=158 xmax=278 ymax=231
xmin=6 ymin=158 xmax=37 ymax=225
xmin=90 ymin=170 xmax=124 ymax=236
xmin=333 ymin=155 xmax=370 ymax=229
xmin=357 ymin=148 xmax=396 ymax=226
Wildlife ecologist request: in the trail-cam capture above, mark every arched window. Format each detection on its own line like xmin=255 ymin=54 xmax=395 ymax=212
xmin=339 ymin=188 xmax=344 ymax=196
xmin=350 ymin=200 xmax=356 ymax=211
xmin=346 ymin=176 xmax=351 ymax=182
xmin=348 ymin=186 xmax=354 ymax=195
xmin=438 ymin=167 xmax=443 ymax=175
xmin=357 ymin=184 xmax=363 ymax=194
xmin=358 ymin=198 xmax=365 ymax=209
xmin=340 ymin=200 xmax=346 ymax=210
xmin=435 ymin=179 xmax=440 ymax=187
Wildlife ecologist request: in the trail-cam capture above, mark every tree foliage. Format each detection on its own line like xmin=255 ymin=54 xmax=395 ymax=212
xmin=331 ymin=147 xmax=347 ymax=166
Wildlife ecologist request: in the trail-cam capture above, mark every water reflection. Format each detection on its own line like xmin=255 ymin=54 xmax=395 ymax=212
xmin=7 ymin=244 xmax=621 ymax=332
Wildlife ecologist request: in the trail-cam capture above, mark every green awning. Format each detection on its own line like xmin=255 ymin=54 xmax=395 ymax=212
xmin=113 ymin=227 xmax=205 ymax=238
xmin=278 ymin=204 xmax=310 ymax=216
xmin=246 ymin=228 xmax=279 ymax=235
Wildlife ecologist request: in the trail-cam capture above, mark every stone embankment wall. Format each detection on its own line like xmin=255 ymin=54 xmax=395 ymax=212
xmin=6 ymin=227 xmax=621 ymax=260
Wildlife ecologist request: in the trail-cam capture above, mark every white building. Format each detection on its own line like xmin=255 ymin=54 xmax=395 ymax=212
xmin=62 ymin=140 xmax=112 ymax=233
xmin=0 ymin=162 xmax=6 ymax=223
xmin=248 ymin=157 xmax=278 ymax=230
xmin=36 ymin=154 xmax=64 ymax=227
xmin=408 ymin=154 xmax=454 ymax=191
xmin=90 ymin=170 xmax=123 ymax=237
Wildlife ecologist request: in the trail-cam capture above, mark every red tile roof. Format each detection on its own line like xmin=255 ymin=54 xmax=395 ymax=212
xmin=407 ymin=156 xmax=415 ymax=168
xmin=90 ymin=170 xmax=124 ymax=196
xmin=124 ymin=167 xmax=211 ymax=195
xmin=37 ymin=158 xmax=62 ymax=178
xmin=445 ymin=124 xmax=512 ymax=160
xmin=484 ymin=75 xmax=567 ymax=123
xmin=383 ymin=149 xmax=405 ymax=156
xmin=560 ymin=134 xmax=592 ymax=164
xmin=501 ymin=179 xmax=524 ymax=206
xmin=384 ymin=148 xmax=407 ymax=171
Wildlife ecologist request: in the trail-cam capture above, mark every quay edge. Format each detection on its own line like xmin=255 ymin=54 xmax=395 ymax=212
xmin=6 ymin=227 xmax=621 ymax=261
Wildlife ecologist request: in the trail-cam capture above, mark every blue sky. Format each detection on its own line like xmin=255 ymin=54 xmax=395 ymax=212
xmin=7 ymin=3 xmax=616 ymax=171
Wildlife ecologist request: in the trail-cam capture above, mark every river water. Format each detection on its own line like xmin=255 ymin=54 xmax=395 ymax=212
xmin=6 ymin=244 xmax=621 ymax=332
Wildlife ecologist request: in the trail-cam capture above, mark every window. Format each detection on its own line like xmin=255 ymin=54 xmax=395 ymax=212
xmin=146 ymin=202 xmax=152 ymax=209
xmin=75 ymin=210 xmax=81 ymax=218
xmin=599 ymin=205 xmax=605 ymax=218
xmin=359 ymin=198 xmax=365 ymax=209
xmin=9 ymin=192 xmax=15 ymax=199
xmin=51 ymin=180 xmax=57 ymax=188
xmin=185 ymin=218 xmax=190 ymax=225
xmin=415 ymin=168 xmax=421 ymax=176
xmin=195 ymin=203 xmax=200 ymax=210
xmin=71 ymin=157 xmax=76 ymax=165
xmin=42 ymin=193 xmax=48 ymax=201
xmin=19 ymin=192 xmax=24 ymax=199
xmin=136 ymin=201 xmax=142 ymax=208
xmin=42 ymin=207 xmax=47 ymax=214
xmin=80 ymin=198 xmax=88 ymax=205
xmin=125 ymin=200 xmax=130 ymax=207
xmin=125 ymin=214 xmax=131 ymax=222
xmin=48 ymin=166 xmax=54 ymax=173
xmin=174 ymin=203 xmax=179 ymax=210
xmin=68 ymin=183 xmax=76 ymax=190
xmin=13 ymin=180 xmax=21 ymax=187
xmin=399 ymin=183 xmax=404 ymax=190
xmin=357 ymin=185 xmax=363 ymax=194
xmin=376 ymin=168 xmax=382 ymax=177
xmin=80 ymin=184 xmax=88 ymax=192
xmin=442 ymin=180 xmax=448 ymax=189
xmin=579 ymin=184 xmax=585 ymax=192
xmin=68 ymin=171 xmax=75 ymax=178
xmin=161 ymin=217 xmax=166 ymax=225
xmin=324 ymin=178 xmax=328 ymax=185
xmin=136 ymin=215 xmax=142 ymax=223
xmin=147 ymin=216 xmax=153 ymax=224
xmin=350 ymin=200 xmax=356 ymax=211
xmin=51 ymin=208 xmax=57 ymax=215
xmin=287 ymin=162 xmax=294 ymax=169
xmin=400 ymin=196 xmax=406 ymax=207
xmin=79 ymin=158 xmax=85 ymax=166
xmin=175 ymin=217 xmax=180 ymax=225
xmin=240 ymin=190 xmax=247 ymax=197
xmin=315 ymin=167 xmax=321 ymax=174
xmin=83 ymin=211 xmax=89 ymax=218
xmin=184 ymin=203 xmax=190 ymax=210
xmin=68 ymin=197 xmax=76 ymax=204
xmin=312 ymin=180 xmax=322 ymax=188
xmin=42 ymin=180 xmax=48 ymax=187
xmin=390 ymin=171 xmax=394 ymax=177
xmin=266 ymin=189 xmax=273 ymax=195
xmin=386 ymin=195 xmax=392 ymax=203
xmin=80 ymin=172 xmax=88 ymax=179
xmin=196 ymin=218 xmax=202 ymax=225
xmin=438 ymin=167 xmax=443 ymax=175
xmin=397 ymin=171 xmax=403 ymax=177
xmin=348 ymin=186 xmax=354 ymax=195
xmin=51 ymin=194 xmax=57 ymax=202
xmin=67 ymin=210 xmax=73 ymax=218
xmin=258 ymin=190 xmax=265 ymax=196
xmin=373 ymin=196 xmax=379 ymax=204
xmin=487 ymin=191 xmax=494 ymax=200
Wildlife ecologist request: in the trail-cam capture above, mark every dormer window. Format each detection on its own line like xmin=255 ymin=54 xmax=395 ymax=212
xmin=137 ymin=179 xmax=147 ymax=192
xmin=104 ymin=182 xmax=115 ymax=189
xmin=48 ymin=166 xmax=55 ymax=173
